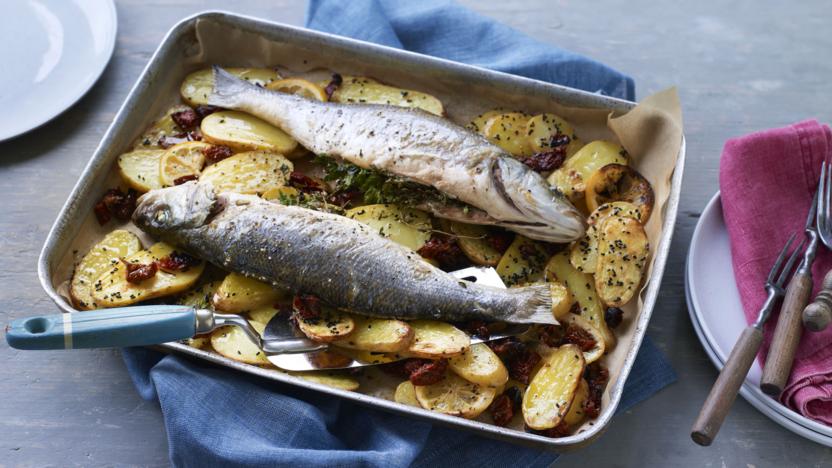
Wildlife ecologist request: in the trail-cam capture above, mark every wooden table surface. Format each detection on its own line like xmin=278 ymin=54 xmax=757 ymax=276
xmin=2 ymin=0 xmax=832 ymax=466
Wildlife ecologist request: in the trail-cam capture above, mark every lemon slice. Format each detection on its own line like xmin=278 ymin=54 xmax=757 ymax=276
xmin=267 ymin=78 xmax=328 ymax=102
xmin=394 ymin=381 xmax=420 ymax=407
xmin=414 ymin=372 xmax=496 ymax=419
xmin=160 ymin=141 xmax=211 ymax=186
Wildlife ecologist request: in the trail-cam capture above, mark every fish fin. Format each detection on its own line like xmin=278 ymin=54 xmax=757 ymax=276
xmin=507 ymin=283 xmax=559 ymax=325
xmin=209 ymin=66 xmax=252 ymax=108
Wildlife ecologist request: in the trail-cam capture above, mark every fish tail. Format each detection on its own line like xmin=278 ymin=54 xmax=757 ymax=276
xmin=209 ymin=66 xmax=253 ymax=108
xmin=505 ymin=283 xmax=559 ymax=325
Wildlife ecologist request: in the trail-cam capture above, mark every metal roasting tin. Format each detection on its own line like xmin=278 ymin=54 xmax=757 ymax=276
xmin=37 ymin=11 xmax=686 ymax=451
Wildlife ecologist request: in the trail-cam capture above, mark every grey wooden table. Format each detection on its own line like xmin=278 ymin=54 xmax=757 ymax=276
xmin=2 ymin=0 xmax=831 ymax=466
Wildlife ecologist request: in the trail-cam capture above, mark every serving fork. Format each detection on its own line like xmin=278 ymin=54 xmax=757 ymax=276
xmin=691 ymin=232 xmax=804 ymax=446
xmin=802 ymin=161 xmax=832 ymax=331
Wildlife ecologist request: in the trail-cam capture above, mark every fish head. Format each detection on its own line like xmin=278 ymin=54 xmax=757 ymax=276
xmin=132 ymin=181 xmax=217 ymax=236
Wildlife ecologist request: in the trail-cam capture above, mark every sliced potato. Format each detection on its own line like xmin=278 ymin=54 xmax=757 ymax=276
xmin=448 ymin=343 xmax=509 ymax=387
xmin=595 ymin=216 xmax=649 ymax=307
xmin=482 ymin=112 xmax=533 ymax=157
xmin=261 ymin=186 xmax=299 ymax=202
xmin=549 ymin=281 xmax=574 ymax=321
xmin=340 ymin=349 xmax=403 ymax=365
xmin=200 ymin=151 xmax=293 ymax=195
xmin=585 ymin=164 xmax=654 ymax=222
xmin=176 ymin=280 xmax=222 ymax=310
xmin=91 ymin=242 xmax=204 ymax=307
xmin=569 ymin=201 xmax=644 ymax=274
xmin=70 ymin=230 xmax=142 ymax=310
xmin=522 ymin=344 xmax=585 ymax=430
xmin=562 ymin=314 xmax=606 ymax=364
xmin=159 ymin=141 xmax=211 ymax=187
xmin=447 ymin=221 xmax=503 ymax=266
xmin=212 ymin=272 xmax=284 ymax=313
xmin=266 ymin=78 xmax=327 ymax=101
xmin=181 ymin=67 xmax=281 ymax=106
xmin=184 ymin=336 xmax=210 ymax=349
xmin=547 ymin=140 xmax=628 ymax=201
xmin=135 ymin=104 xmax=193 ymax=149
xmin=407 ymin=320 xmax=470 ymax=358
xmin=330 ymin=76 xmax=444 ymax=116
xmin=291 ymin=372 xmax=360 ymax=391
xmin=563 ymin=379 xmax=589 ymax=427
xmin=394 ymin=380 xmax=421 ymax=407
xmin=467 ymin=109 xmax=504 ymax=134
xmin=545 ymin=252 xmax=614 ymax=348
xmin=211 ymin=320 xmax=269 ymax=365
xmin=332 ymin=315 xmax=413 ymax=353
xmin=118 ymin=149 xmax=164 ymax=192
xmin=248 ymin=305 xmax=281 ymax=324
xmin=495 ymin=235 xmax=550 ymax=287
xmin=414 ymin=372 xmax=496 ymax=419
xmin=345 ymin=204 xmax=432 ymax=252
xmin=201 ymin=111 xmax=298 ymax=155
xmin=295 ymin=307 xmax=355 ymax=343
xmin=525 ymin=113 xmax=583 ymax=158
xmin=305 ymin=349 xmax=355 ymax=369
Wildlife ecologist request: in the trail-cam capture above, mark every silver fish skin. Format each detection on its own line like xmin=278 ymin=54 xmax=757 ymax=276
xmin=133 ymin=182 xmax=560 ymax=324
xmin=208 ymin=66 xmax=585 ymax=243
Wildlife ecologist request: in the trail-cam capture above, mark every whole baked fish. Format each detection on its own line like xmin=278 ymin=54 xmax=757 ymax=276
xmin=208 ymin=66 xmax=584 ymax=242
xmin=133 ymin=182 xmax=560 ymax=324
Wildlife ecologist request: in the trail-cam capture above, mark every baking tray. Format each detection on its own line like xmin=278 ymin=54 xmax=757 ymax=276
xmin=37 ymin=11 xmax=685 ymax=451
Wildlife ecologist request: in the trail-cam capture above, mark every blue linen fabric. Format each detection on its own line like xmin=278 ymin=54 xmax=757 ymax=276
xmin=121 ymin=1 xmax=671 ymax=466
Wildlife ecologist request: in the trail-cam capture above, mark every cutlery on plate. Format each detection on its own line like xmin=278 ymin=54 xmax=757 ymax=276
xmin=803 ymin=161 xmax=832 ymax=332
xmin=760 ymin=187 xmax=820 ymax=396
xmin=691 ymin=232 xmax=803 ymax=446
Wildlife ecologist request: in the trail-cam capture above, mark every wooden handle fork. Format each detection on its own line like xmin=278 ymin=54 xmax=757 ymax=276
xmin=803 ymin=269 xmax=832 ymax=332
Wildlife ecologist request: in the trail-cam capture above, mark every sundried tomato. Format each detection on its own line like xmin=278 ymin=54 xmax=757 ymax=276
xmin=561 ymin=325 xmax=597 ymax=352
xmin=123 ymin=260 xmax=158 ymax=284
xmin=171 ymin=108 xmax=200 ymax=131
xmin=488 ymin=337 xmax=526 ymax=361
xmin=100 ymin=188 xmax=138 ymax=221
xmin=509 ymin=349 xmax=541 ymax=384
xmin=523 ymin=150 xmax=566 ymax=173
xmin=538 ymin=324 xmax=564 ymax=348
xmin=530 ymin=421 xmax=571 ymax=438
xmin=417 ymin=234 xmax=470 ymax=271
xmin=605 ymin=307 xmax=623 ymax=329
xmin=173 ymin=175 xmax=199 ymax=185
xmin=93 ymin=201 xmax=111 ymax=225
xmin=203 ymin=145 xmax=234 ymax=164
xmin=403 ymin=358 xmax=448 ymax=386
xmin=324 ymin=73 xmax=343 ymax=100
xmin=194 ymin=105 xmax=221 ymax=119
xmin=504 ymin=386 xmax=523 ymax=411
xmin=289 ymin=171 xmax=325 ymax=193
xmin=293 ymin=294 xmax=322 ymax=320
xmin=584 ymin=363 xmax=609 ymax=419
xmin=569 ymin=302 xmax=582 ymax=315
xmin=486 ymin=231 xmax=514 ymax=254
xmin=157 ymin=251 xmax=199 ymax=272
xmin=490 ymin=394 xmax=514 ymax=426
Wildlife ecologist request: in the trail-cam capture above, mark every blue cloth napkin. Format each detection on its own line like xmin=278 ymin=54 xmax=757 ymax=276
xmin=122 ymin=1 xmax=671 ymax=466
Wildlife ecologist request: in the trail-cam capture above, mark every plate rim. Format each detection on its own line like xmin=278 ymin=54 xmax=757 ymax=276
xmin=686 ymin=192 xmax=832 ymax=444
xmin=0 ymin=0 xmax=118 ymax=142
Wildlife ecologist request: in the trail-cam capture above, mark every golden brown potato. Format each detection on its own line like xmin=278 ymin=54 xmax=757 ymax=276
xmin=547 ymin=140 xmax=629 ymax=201
xmin=212 ymin=272 xmax=285 ymax=313
xmin=330 ymin=76 xmax=444 ymax=116
xmin=525 ymin=113 xmax=583 ymax=158
xmin=569 ymin=201 xmax=644 ymax=274
xmin=482 ymin=112 xmax=533 ymax=157
xmin=211 ymin=320 xmax=269 ymax=365
xmin=414 ymin=372 xmax=497 ymax=418
xmin=176 ymin=280 xmax=222 ymax=310
xmin=522 ymin=344 xmax=585 ymax=430
xmin=294 ymin=307 xmax=355 ymax=343
xmin=495 ymin=235 xmax=550 ymax=287
xmin=467 ymin=109 xmax=504 ymax=134
xmin=407 ymin=320 xmax=470 ymax=358
xmin=345 ymin=204 xmax=432 ymax=252
xmin=563 ymin=379 xmax=589 ymax=427
xmin=448 ymin=343 xmax=509 ymax=387
xmin=118 ymin=149 xmax=164 ymax=192
xmin=70 ymin=230 xmax=142 ymax=310
xmin=291 ymin=372 xmax=360 ymax=391
xmin=447 ymin=221 xmax=504 ymax=267
xmin=549 ymin=281 xmax=574 ymax=321
xmin=585 ymin=164 xmax=654 ymax=222
xmin=199 ymin=151 xmax=293 ymax=196
xmin=181 ymin=68 xmax=281 ymax=106
xmin=595 ymin=216 xmax=649 ymax=307
xmin=332 ymin=315 xmax=413 ymax=353
xmin=91 ymin=242 xmax=205 ymax=307
xmin=201 ymin=111 xmax=298 ymax=155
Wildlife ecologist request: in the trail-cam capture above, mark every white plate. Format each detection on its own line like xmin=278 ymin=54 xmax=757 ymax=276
xmin=0 ymin=0 xmax=117 ymax=141
xmin=686 ymin=193 xmax=832 ymax=446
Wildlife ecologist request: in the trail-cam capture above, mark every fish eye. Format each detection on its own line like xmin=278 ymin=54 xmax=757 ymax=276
xmin=154 ymin=208 xmax=170 ymax=225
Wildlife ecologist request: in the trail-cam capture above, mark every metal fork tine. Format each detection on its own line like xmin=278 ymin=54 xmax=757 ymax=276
xmin=825 ymin=161 xmax=832 ymax=233
xmin=776 ymin=237 xmax=806 ymax=287
xmin=818 ymin=162 xmax=827 ymax=231
xmin=767 ymin=232 xmax=797 ymax=285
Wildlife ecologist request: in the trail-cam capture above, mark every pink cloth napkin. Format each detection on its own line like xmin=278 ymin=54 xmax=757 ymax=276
xmin=720 ymin=119 xmax=832 ymax=425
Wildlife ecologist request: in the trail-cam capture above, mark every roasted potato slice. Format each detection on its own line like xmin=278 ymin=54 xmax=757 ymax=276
xmin=159 ymin=141 xmax=211 ymax=187
xmin=248 ymin=305 xmax=281 ymax=325
xmin=549 ymin=281 xmax=574 ymax=321
xmin=495 ymin=235 xmax=550 ymax=287
xmin=294 ymin=307 xmax=355 ymax=343
xmin=211 ymin=320 xmax=269 ymax=365
xmin=176 ymin=280 xmax=222 ymax=310
xmin=291 ymin=372 xmax=360 ymax=391
xmin=547 ymin=140 xmax=628 ymax=201
xmin=585 ymin=164 xmax=654 ymax=221
xmin=545 ymin=252 xmax=615 ymax=348
xmin=407 ymin=320 xmax=470 ymax=358
xmin=482 ymin=112 xmax=533 ymax=157
xmin=562 ymin=314 xmax=606 ymax=364
xmin=525 ymin=113 xmax=583 ymax=158
xmin=523 ymin=344 xmax=585 ymax=430
xmin=201 ymin=111 xmax=298 ymax=155
xmin=447 ymin=221 xmax=504 ymax=267
xmin=467 ymin=109 xmax=504 ymax=134
xmin=332 ymin=315 xmax=413 ymax=353
xmin=340 ymin=349 xmax=404 ymax=365
xmin=135 ymin=104 xmax=193 ymax=149
xmin=345 ymin=204 xmax=432 ymax=252
xmin=199 ymin=151 xmax=293 ymax=195
xmin=414 ymin=372 xmax=497 ymax=418
xmin=394 ymin=380 xmax=421 ymax=407
xmin=330 ymin=76 xmax=444 ymax=116
xmin=448 ymin=343 xmax=509 ymax=387
xmin=261 ymin=186 xmax=300 ymax=202
xmin=118 ymin=149 xmax=164 ymax=192
xmin=181 ymin=68 xmax=281 ymax=106
xmin=91 ymin=242 xmax=205 ymax=307
xmin=212 ymin=272 xmax=285 ymax=313
xmin=595 ymin=216 xmax=649 ymax=307
xmin=70 ymin=230 xmax=142 ymax=310
xmin=563 ymin=379 xmax=589 ymax=427
xmin=569 ymin=201 xmax=644 ymax=274
xmin=266 ymin=78 xmax=327 ymax=101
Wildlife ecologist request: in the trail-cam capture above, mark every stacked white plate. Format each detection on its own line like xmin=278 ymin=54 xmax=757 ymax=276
xmin=686 ymin=193 xmax=832 ymax=446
